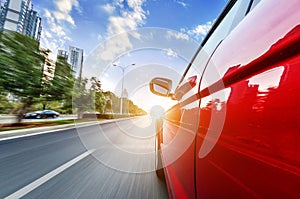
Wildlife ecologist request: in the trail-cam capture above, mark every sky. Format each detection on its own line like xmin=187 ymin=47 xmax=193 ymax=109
xmin=31 ymin=0 xmax=228 ymax=112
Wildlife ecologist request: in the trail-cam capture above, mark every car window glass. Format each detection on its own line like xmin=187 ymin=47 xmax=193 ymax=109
xmin=173 ymin=0 xmax=253 ymax=107
xmin=201 ymin=0 xmax=250 ymax=60
xmin=179 ymin=0 xmax=251 ymax=97
xmin=249 ymin=0 xmax=262 ymax=11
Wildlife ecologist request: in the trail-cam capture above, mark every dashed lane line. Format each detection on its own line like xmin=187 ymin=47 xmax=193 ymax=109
xmin=5 ymin=149 xmax=96 ymax=199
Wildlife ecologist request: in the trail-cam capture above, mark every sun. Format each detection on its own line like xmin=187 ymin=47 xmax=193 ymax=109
xmin=149 ymin=105 xmax=165 ymax=119
xmin=129 ymin=84 xmax=177 ymax=113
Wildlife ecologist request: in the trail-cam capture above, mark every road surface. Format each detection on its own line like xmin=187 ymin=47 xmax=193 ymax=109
xmin=0 ymin=116 xmax=169 ymax=198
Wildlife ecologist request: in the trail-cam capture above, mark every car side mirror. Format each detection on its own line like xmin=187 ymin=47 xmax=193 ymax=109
xmin=149 ymin=77 xmax=175 ymax=99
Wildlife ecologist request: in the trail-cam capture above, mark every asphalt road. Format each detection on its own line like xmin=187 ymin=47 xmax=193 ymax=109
xmin=0 ymin=116 xmax=169 ymax=198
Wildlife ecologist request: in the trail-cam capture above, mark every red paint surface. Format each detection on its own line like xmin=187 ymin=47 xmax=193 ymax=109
xmin=160 ymin=0 xmax=300 ymax=198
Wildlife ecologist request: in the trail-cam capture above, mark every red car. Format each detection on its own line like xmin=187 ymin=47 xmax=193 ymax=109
xmin=150 ymin=0 xmax=300 ymax=198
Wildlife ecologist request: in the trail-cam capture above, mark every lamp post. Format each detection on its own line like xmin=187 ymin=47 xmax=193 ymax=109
xmin=113 ymin=63 xmax=135 ymax=114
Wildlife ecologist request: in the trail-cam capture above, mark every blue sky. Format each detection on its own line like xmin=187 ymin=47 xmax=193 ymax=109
xmin=31 ymin=0 xmax=228 ymax=111
xmin=32 ymin=0 xmax=227 ymax=57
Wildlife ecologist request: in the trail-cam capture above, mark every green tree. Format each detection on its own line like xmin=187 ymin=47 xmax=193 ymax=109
xmin=0 ymin=31 xmax=44 ymax=122
xmin=90 ymin=77 xmax=106 ymax=114
xmin=73 ymin=77 xmax=107 ymax=118
xmin=41 ymin=55 xmax=74 ymax=110
xmin=0 ymin=93 xmax=15 ymax=114
xmin=103 ymin=91 xmax=146 ymax=116
xmin=103 ymin=91 xmax=120 ymax=113
xmin=128 ymin=100 xmax=147 ymax=116
xmin=73 ymin=78 xmax=93 ymax=118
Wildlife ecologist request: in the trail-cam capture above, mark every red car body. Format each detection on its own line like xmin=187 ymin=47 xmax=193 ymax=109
xmin=151 ymin=0 xmax=300 ymax=198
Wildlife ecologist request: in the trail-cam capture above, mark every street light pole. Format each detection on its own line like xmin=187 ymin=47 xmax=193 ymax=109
xmin=113 ymin=63 xmax=135 ymax=114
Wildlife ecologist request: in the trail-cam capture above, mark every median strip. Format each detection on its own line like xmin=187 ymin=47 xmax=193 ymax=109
xmin=0 ymin=117 xmax=139 ymax=141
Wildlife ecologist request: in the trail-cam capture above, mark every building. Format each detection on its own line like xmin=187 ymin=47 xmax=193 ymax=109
xmin=57 ymin=50 xmax=68 ymax=59
xmin=41 ymin=49 xmax=55 ymax=81
xmin=68 ymin=46 xmax=83 ymax=78
xmin=57 ymin=46 xmax=84 ymax=78
xmin=24 ymin=9 xmax=42 ymax=41
xmin=0 ymin=0 xmax=42 ymax=41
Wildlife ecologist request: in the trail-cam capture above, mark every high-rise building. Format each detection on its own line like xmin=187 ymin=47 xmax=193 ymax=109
xmin=0 ymin=0 xmax=42 ymax=41
xmin=57 ymin=46 xmax=84 ymax=78
xmin=68 ymin=46 xmax=83 ymax=77
xmin=41 ymin=49 xmax=55 ymax=81
xmin=57 ymin=50 xmax=68 ymax=59
xmin=68 ymin=46 xmax=84 ymax=78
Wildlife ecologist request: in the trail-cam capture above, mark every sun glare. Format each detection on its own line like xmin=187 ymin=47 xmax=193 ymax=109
xmin=129 ymin=85 xmax=176 ymax=113
xmin=149 ymin=105 xmax=165 ymax=119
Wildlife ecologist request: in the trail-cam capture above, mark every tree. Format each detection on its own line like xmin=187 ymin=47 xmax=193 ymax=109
xmin=72 ymin=77 xmax=107 ymax=118
xmin=90 ymin=77 xmax=106 ymax=114
xmin=41 ymin=55 xmax=74 ymax=110
xmin=103 ymin=91 xmax=120 ymax=113
xmin=0 ymin=93 xmax=15 ymax=114
xmin=0 ymin=31 xmax=44 ymax=122
xmin=103 ymin=91 xmax=146 ymax=115
xmin=72 ymin=78 xmax=93 ymax=118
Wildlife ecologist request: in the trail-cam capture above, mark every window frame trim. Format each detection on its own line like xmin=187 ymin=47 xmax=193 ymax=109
xmin=177 ymin=0 xmax=238 ymax=87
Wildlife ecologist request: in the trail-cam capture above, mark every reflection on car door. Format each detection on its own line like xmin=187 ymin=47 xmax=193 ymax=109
xmin=195 ymin=0 xmax=300 ymax=198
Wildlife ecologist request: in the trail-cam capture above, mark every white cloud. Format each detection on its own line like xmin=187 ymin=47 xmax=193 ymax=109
xmin=106 ymin=0 xmax=147 ymax=35
xmin=56 ymin=0 xmax=80 ymax=12
xmin=98 ymin=0 xmax=148 ymax=61
xmin=53 ymin=11 xmax=75 ymax=26
xmin=174 ymin=0 xmax=188 ymax=8
xmin=164 ymin=48 xmax=178 ymax=58
xmin=97 ymin=34 xmax=103 ymax=42
xmin=99 ymin=33 xmax=133 ymax=61
xmin=53 ymin=0 xmax=81 ymax=26
xmin=43 ymin=9 xmax=69 ymax=38
xmin=185 ymin=21 xmax=213 ymax=41
xmin=102 ymin=4 xmax=115 ymax=14
xmin=166 ymin=30 xmax=189 ymax=41
xmin=39 ymin=0 xmax=81 ymax=60
xmin=44 ymin=30 xmax=53 ymax=39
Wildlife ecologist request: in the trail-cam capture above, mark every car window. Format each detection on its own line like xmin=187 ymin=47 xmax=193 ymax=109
xmin=249 ymin=0 xmax=262 ymax=12
xmin=177 ymin=0 xmax=252 ymax=101
xmin=204 ymin=0 xmax=250 ymax=55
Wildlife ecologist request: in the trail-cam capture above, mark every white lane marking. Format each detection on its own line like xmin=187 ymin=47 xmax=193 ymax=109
xmin=0 ymin=122 xmax=100 ymax=142
xmin=5 ymin=149 xmax=96 ymax=199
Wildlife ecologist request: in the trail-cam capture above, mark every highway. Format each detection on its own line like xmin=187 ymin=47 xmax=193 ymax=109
xmin=0 ymin=116 xmax=169 ymax=198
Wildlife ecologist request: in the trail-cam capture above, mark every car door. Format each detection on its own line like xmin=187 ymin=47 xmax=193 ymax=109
xmin=195 ymin=0 xmax=300 ymax=198
xmin=157 ymin=1 xmax=254 ymax=198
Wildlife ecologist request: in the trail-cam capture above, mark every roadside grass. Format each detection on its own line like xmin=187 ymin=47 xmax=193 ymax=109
xmin=0 ymin=118 xmax=102 ymax=132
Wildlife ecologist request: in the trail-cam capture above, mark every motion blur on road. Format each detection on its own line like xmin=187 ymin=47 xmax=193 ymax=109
xmin=0 ymin=116 xmax=168 ymax=198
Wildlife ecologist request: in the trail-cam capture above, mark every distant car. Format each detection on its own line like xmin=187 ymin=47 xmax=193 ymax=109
xmin=24 ymin=110 xmax=59 ymax=119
